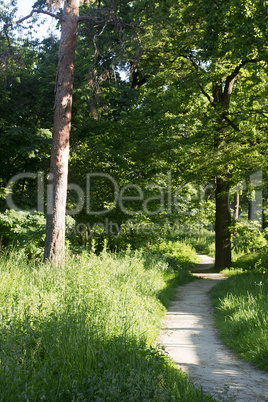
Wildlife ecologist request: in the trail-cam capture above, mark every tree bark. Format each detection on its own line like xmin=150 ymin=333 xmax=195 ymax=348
xmin=215 ymin=177 xmax=232 ymax=269
xmin=213 ymin=81 xmax=232 ymax=270
xmin=131 ymin=65 xmax=147 ymax=89
xmin=44 ymin=0 xmax=80 ymax=265
xmin=234 ymin=190 xmax=240 ymax=223
xmin=233 ymin=190 xmax=240 ymax=237
xmin=248 ymin=200 xmax=254 ymax=221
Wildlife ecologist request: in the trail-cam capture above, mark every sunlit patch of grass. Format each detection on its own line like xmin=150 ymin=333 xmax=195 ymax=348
xmin=210 ymin=272 xmax=268 ymax=371
xmin=151 ymin=239 xmax=199 ymax=270
xmin=175 ymin=229 xmax=215 ymax=257
xmin=0 ymin=248 xmax=214 ymax=401
xmin=220 ymin=267 xmax=244 ymax=277
xmin=232 ymin=245 xmax=268 ymax=272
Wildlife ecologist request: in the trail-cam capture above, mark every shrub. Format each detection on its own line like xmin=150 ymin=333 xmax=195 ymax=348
xmin=0 ymin=209 xmax=75 ymax=258
xmin=232 ymin=220 xmax=267 ymax=257
xmin=0 ymin=210 xmax=46 ymax=257
xmin=233 ymin=245 xmax=268 ymax=273
xmin=150 ymin=240 xmax=199 ymax=271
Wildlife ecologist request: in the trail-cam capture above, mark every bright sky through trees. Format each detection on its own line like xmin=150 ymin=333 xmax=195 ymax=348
xmin=16 ymin=0 xmax=59 ymax=39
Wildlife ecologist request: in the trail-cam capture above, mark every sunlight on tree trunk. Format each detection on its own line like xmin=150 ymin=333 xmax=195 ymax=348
xmin=44 ymin=0 xmax=80 ymax=265
xmin=233 ymin=190 xmax=240 ymax=237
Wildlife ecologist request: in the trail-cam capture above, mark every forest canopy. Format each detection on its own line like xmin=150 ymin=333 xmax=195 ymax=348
xmin=0 ymin=0 xmax=267 ymax=267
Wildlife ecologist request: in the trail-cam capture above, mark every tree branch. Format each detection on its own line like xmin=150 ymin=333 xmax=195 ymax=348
xmin=3 ymin=9 xmax=63 ymax=30
xmin=186 ymin=51 xmax=214 ymax=105
xmin=221 ymin=113 xmax=240 ymax=131
xmin=199 ymin=83 xmax=214 ymax=104
xmin=3 ymin=9 xmax=63 ymax=50
xmin=250 ymin=110 xmax=268 ymax=118
xmin=78 ymin=7 xmax=115 ymax=22
xmin=78 ymin=8 xmax=140 ymax=31
xmin=223 ymin=59 xmax=258 ymax=109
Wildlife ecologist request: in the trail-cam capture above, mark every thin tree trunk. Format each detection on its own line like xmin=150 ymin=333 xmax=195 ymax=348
xmin=85 ymin=227 xmax=88 ymax=247
xmin=248 ymin=200 xmax=254 ymax=221
xmin=246 ymin=176 xmax=254 ymax=221
xmin=234 ymin=190 xmax=240 ymax=222
xmin=233 ymin=190 xmax=239 ymax=237
xmin=215 ymin=177 xmax=232 ymax=269
xmin=44 ymin=0 xmax=80 ymax=265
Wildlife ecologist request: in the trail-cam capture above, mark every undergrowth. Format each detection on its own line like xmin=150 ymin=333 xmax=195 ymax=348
xmin=232 ymin=245 xmax=268 ymax=272
xmin=210 ymin=271 xmax=268 ymax=372
xmin=0 ymin=247 xmax=213 ymax=401
xmin=175 ymin=229 xmax=215 ymax=257
xmin=151 ymin=240 xmax=199 ymax=270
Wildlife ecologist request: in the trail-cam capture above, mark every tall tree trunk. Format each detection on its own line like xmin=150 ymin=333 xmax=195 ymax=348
xmin=212 ymin=77 xmax=236 ymax=270
xmin=44 ymin=0 xmax=80 ymax=265
xmin=233 ymin=190 xmax=240 ymax=237
xmin=248 ymin=200 xmax=254 ymax=221
xmin=215 ymin=177 xmax=232 ymax=269
xmin=246 ymin=176 xmax=254 ymax=221
xmin=234 ymin=190 xmax=240 ymax=222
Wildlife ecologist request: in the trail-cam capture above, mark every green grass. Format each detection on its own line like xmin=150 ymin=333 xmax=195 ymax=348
xmin=151 ymin=240 xmax=199 ymax=271
xmin=175 ymin=230 xmax=215 ymax=257
xmin=149 ymin=240 xmax=199 ymax=308
xmin=232 ymin=245 xmax=268 ymax=272
xmin=210 ymin=271 xmax=268 ymax=372
xmin=0 ymin=247 xmax=214 ymax=401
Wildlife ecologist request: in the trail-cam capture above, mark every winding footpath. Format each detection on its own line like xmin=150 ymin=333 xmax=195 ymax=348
xmin=159 ymin=255 xmax=268 ymax=401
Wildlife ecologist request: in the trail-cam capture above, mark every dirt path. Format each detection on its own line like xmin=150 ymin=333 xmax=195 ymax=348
xmin=159 ymin=255 xmax=268 ymax=401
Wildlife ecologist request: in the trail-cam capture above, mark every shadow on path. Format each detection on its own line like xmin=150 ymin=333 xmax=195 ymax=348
xmin=159 ymin=255 xmax=268 ymax=401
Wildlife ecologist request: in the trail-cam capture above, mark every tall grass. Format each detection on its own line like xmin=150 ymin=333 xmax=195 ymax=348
xmin=210 ymin=271 xmax=268 ymax=372
xmin=175 ymin=229 xmax=215 ymax=257
xmin=232 ymin=245 xmax=268 ymax=272
xmin=0 ymin=247 xmax=214 ymax=401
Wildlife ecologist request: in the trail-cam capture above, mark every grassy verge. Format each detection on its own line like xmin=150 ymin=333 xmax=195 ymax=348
xmin=232 ymin=245 xmax=268 ymax=272
xmin=210 ymin=271 xmax=268 ymax=372
xmin=0 ymin=246 xmax=214 ymax=401
xmin=175 ymin=229 xmax=215 ymax=257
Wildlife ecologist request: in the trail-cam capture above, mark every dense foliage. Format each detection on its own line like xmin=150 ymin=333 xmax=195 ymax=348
xmin=0 ymin=0 xmax=268 ymax=395
xmin=1 ymin=0 xmax=267 ymax=259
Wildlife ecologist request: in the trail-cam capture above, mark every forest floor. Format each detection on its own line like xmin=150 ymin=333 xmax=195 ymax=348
xmin=159 ymin=255 xmax=268 ymax=401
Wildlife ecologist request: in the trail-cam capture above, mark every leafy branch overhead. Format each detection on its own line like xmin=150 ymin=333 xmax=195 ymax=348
xmin=3 ymin=1 xmax=140 ymax=48
xmin=0 ymin=0 xmax=267 ymax=267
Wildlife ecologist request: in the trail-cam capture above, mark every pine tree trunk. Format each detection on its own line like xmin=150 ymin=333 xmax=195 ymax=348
xmin=215 ymin=177 xmax=232 ymax=269
xmin=44 ymin=0 xmax=80 ymax=265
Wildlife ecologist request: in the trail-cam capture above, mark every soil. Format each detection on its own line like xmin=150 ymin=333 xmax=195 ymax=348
xmin=159 ymin=255 xmax=268 ymax=401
